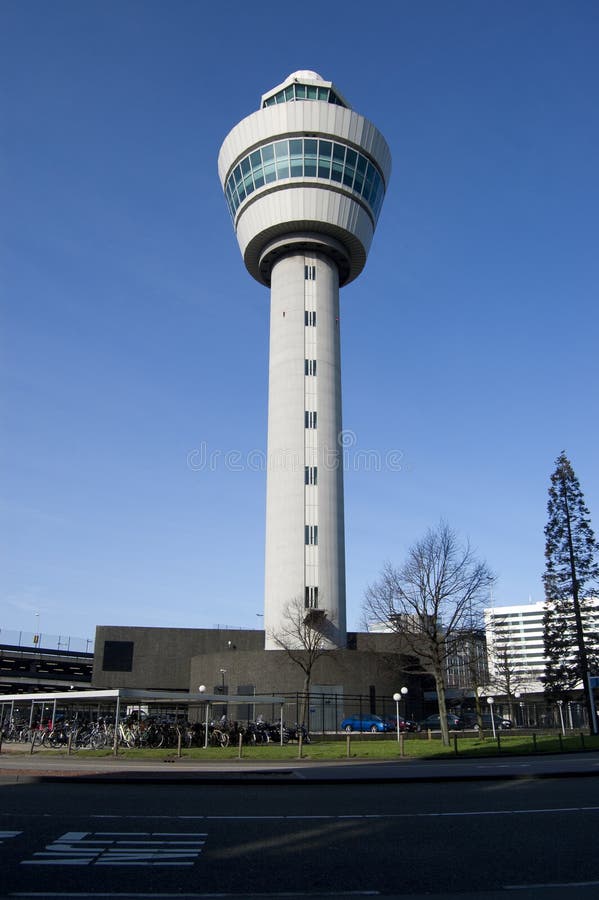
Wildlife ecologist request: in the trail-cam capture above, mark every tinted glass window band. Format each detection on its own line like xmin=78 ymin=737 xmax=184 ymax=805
xmin=225 ymin=138 xmax=385 ymax=222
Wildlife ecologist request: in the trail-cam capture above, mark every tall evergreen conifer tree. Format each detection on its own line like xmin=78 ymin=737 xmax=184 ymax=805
xmin=542 ymin=452 xmax=599 ymax=732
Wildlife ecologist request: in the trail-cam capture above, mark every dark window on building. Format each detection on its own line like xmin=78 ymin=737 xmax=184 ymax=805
xmin=369 ymin=685 xmax=377 ymax=714
xmin=305 ymin=358 xmax=317 ymax=376
xmin=305 ymin=586 xmax=319 ymax=608
xmin=305 ymin=310 xmax=316 ymax=326
xmin=305 ymin=466 xmax=318 ymax=485
xmin=305 ymin=525 xmax=318 ymax=545
xmin=304 ymin=264 xmax=316 ymax=280
xmin=102 ymin=640 xmax=134 ymax=672
xmin=305 ymin=410 xmax=317 ymax=428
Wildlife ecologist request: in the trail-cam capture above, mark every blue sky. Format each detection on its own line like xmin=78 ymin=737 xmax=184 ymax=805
xmin=2 ymin=0 xmax=598 ymax=643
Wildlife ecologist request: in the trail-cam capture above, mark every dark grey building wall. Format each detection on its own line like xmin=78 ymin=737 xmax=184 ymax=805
xmin=92 ymin=625 xmax=420 ymax=713
xmin=93 ymin=626 xmax=263 ymax=690
xmin=189 ymin=647 xmax=409 ymax=698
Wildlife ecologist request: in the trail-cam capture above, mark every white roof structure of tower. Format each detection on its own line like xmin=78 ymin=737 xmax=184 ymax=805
xmin=219 ymin=71 xmax=391 ymax=649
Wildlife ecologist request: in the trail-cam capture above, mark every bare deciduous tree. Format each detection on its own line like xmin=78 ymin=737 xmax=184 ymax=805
xmin=269 ymin=596 xmax=331 ymax=726
xmin=363 ymin=522 xmax=495 ymax=746
xmin=486 ymin=639 xmax=537 ymax=722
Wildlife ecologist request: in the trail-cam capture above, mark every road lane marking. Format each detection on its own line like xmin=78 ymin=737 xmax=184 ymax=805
xmin=4 ymin=806 xmax=599 ymax=826
xmin=122 ymin=806 xmax=599 ymax=819
xmin=0 ymin=830 xmax=22 ymax=842
xmin=10 ymin=893 xmax=381 ymax=897
xmin=21 ymin=831 xmax=207 ymax=867
xmin=505 ymin=880 xmax=599 ymax=890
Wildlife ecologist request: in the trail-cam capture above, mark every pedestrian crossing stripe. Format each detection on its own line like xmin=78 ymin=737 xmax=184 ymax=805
xmin=21 ymin=832 xmax=207 ymax=867
xmin=0 ymin=831 xmax=22 ymax=843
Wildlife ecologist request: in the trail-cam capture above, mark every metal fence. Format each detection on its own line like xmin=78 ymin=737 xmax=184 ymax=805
xmin=225 ymin=692 xmax=417 ymax=734
xmin=230 ymin=693 xmax=593 ymax=735
xmin=0 ymin=628 xmax=94 ymax=654
xmin=492 ymin=700 xmax=589 ymax=731
xmin=0 ymin=692 xmax=593 ymax=741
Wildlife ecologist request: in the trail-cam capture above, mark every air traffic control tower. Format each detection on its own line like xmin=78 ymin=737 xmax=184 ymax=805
xmin=218 ymin=71 xmax=391 ymax=650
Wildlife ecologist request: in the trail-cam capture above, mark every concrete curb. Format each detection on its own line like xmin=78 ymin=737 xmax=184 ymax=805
xmin=2 ymin=750 xmax=599 ymax=786
xmin=2 ymin=769 xmax=599 ymax=786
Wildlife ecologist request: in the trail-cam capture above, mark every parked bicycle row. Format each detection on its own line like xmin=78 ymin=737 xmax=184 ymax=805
xmin=1 ymin=715 xmax=310 ymax=749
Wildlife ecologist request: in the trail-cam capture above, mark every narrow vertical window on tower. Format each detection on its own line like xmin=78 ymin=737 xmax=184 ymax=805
xmin=304 ymin=310 xmax=316 ymax=326
xmin=305 ymin=525 xmax=318 ymax=545
xmin=305 ymin=586 xmax=319 ymax=609
xmin=304 ymin=264 xmax=316 ymax=280
xmin=305 ymin=359 xmax=317 ymax=376
xmin=305 ymin=466 xmax=318 ymax=485
xmin=305 ymin=410 xmax=317 ymax=429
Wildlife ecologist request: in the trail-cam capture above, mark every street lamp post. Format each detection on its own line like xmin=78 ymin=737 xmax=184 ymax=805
xmin=393 ymin=688 xmax=409 ymax=744
xmin=557 ymin=699 xmax=566 ymax=736
xmin=487 ymin=696 xmax=497 ymax=739
xmin=219 ymin=668 xmax=228 ymax=720
xmin=199 ymin=685 xmax=209 ymax=749
xmin=393 ymin=693 xmax=401 ymax=743
xmin=515 ymin=691 xmax=525 ymax=728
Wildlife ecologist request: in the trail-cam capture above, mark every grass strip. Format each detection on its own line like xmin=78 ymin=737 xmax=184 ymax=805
xmin=28 ymin=732 xmax=599 ymax=762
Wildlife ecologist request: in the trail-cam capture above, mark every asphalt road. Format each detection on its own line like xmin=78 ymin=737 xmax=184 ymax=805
xmin=1 ymin=776 xmax=599 ymax=898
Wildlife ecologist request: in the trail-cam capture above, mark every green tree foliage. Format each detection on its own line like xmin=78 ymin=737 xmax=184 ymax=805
xmin=542 ymin=452 xmax=599 ymax=726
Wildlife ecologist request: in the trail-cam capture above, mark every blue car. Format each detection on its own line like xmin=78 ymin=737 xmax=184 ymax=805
xmin=340 ymin=714 xmax=392 ymax=733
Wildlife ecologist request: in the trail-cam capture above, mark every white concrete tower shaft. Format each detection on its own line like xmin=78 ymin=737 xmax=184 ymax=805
xmin=218 ymin=71 xmax=391 ymax=650
xmin=265 ymin=247 xmax=345 ymax=648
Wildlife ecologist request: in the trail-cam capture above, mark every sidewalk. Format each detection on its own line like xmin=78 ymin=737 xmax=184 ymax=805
xmin=2 ymin=742 xmax=599 ymax=784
